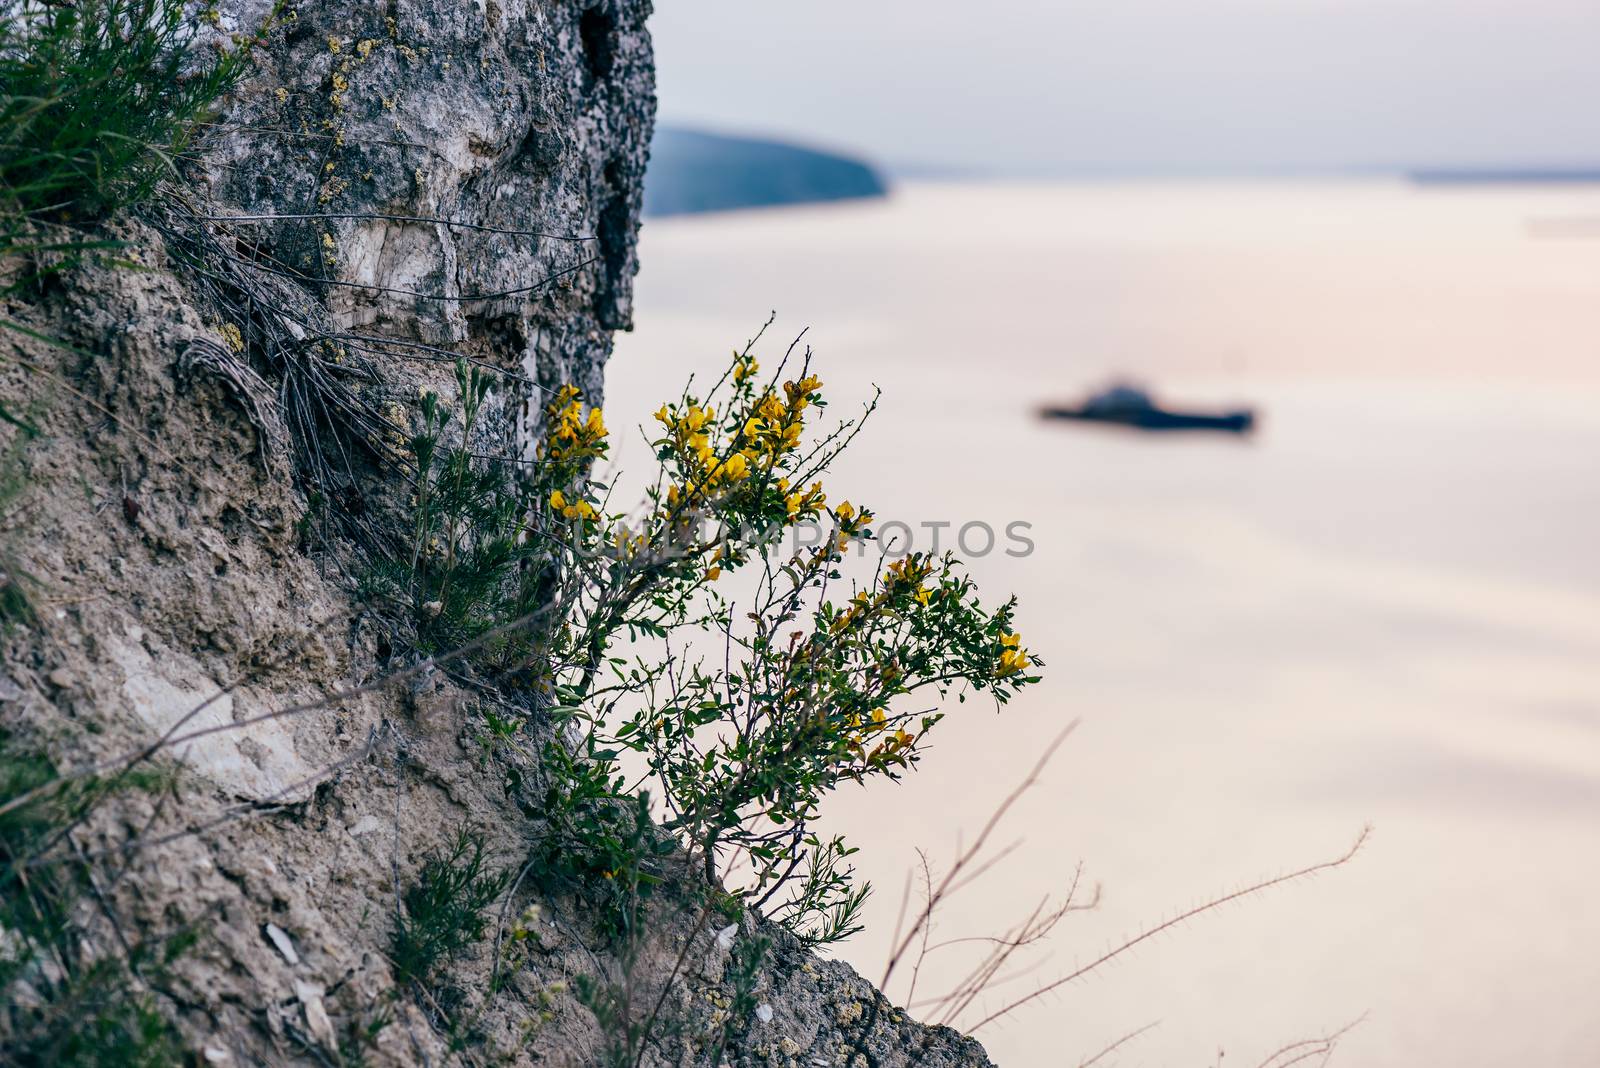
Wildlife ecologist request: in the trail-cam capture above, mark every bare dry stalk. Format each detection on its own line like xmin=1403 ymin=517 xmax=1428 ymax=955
xmin=1253 ymin=1014 xmax=1367 ymax=1068
xmin=878 ymin=722 xmax=1081 ymax=998
xmin=858 ymin=727 xmax=1368 ymax=1064
xmin=965 ymin=827 xmax=1372 ymax=1033
xmin=1076 ymin=1019 xmax=1161 ymax=1067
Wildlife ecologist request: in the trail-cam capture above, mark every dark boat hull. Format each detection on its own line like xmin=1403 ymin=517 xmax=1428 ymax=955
xmin=1040 ymin=407 xmax=1255 ymax=434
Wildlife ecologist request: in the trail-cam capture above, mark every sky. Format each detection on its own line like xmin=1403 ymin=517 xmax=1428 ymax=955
xmin=648 ymin=0 xmax=1600 ymax=176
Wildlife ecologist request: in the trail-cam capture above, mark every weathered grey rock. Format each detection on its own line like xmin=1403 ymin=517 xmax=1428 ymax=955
xmin=0 ymin=2 xmax=997 ymax=1065
xmin=204 ymin=0 xmax=655 ymax=412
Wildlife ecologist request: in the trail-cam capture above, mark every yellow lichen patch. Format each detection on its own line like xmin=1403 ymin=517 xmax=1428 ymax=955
xmin=219 ymin=323 xmax=244 ymax=353
xmin=318 ymin=176 xmax=348 ymax=204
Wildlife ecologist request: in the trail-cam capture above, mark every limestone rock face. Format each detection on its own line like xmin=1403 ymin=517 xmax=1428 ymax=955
xmin=206 ymin=0 xmax=655 ymax=405
xmin=0 ymin=3 xmax=996 ymax=1065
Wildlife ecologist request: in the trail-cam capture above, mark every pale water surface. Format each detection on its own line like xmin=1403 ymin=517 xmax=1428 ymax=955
xmin=606 ymin=182 xmax=1600 ymax=1066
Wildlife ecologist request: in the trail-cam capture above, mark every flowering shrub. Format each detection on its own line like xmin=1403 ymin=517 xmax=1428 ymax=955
xmin=385 ymin=341 xmax=1040 ymax=944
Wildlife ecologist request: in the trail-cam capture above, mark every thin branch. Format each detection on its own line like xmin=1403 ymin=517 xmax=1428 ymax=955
xmin=967 ymin=828 xmax=1373 ymax=1033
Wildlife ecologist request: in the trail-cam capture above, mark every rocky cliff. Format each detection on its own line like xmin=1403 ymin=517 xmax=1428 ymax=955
xmin=0 ymin=2 xmax=993 ymax=1066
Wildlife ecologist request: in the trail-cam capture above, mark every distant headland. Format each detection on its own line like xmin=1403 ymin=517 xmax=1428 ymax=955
xmin=1409 ymin=166 xmax=1600 ymax=185
xmin=644 ymin=126 xmax=889 ymax=217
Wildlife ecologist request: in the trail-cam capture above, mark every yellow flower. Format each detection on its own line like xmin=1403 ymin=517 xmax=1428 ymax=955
xmin=684 ymin=404 xmax=713 ymax=432
xmin=757 ymin=395 xmax=785 ymax=422
xmin=653 ymin=404 xmax=672 ymax=425
xmin=559 ymin=498 xmax=595 ymax=521
xmin=784 ymin=375 xmax=823 ymax=408
xmin=705 ymin=566 xmax=722 ymax=581
xmin=734 ymin=356 xmax=758 ymax=382
xmin=997 ymin=647 xmax=1031 ymax=678
xmin=549 ymin=489 xmax=566 ymax=511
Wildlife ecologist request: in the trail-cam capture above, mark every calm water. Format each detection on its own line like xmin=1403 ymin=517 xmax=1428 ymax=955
xmin=607 ymin=182 xmax=1600 ymax=1066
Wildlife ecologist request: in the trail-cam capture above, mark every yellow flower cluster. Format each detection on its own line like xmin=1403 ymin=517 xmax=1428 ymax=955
xmin=655 ymin=401 xmax=751 ymax=495
xmin=544 ymin=385 xmax=607 ymax=463
xmin=745 ymin=374 xmax=820 ymax=457
xmin=655 ymin=374 xmax=826 ymax=510
xmin=885 ymin=555 xmax=935 ymax=606
xmin=831 ymin=500 xmax=874 ymax=550
xmin=549 ymin=489 xmax=596 ymax=522
xmin=996 ymin=631 xmax=1031 ymax=678
xmin=781 ymin=479 xmax=826 ymax=519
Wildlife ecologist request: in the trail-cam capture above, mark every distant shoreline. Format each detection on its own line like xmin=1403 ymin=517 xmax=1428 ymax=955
xmin=1410 ymin=167 xmax=1600 ymax=186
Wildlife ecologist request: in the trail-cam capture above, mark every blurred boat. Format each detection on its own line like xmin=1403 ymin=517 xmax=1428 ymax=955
xmin=1040 ymin=383 xmax=1255 ymax=434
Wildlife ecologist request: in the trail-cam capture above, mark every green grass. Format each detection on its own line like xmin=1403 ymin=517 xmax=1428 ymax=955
xmin=0 ymin=417 xmax=37 ymax=630
xmin=0 ymin=0 xmax=258 ymax=278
